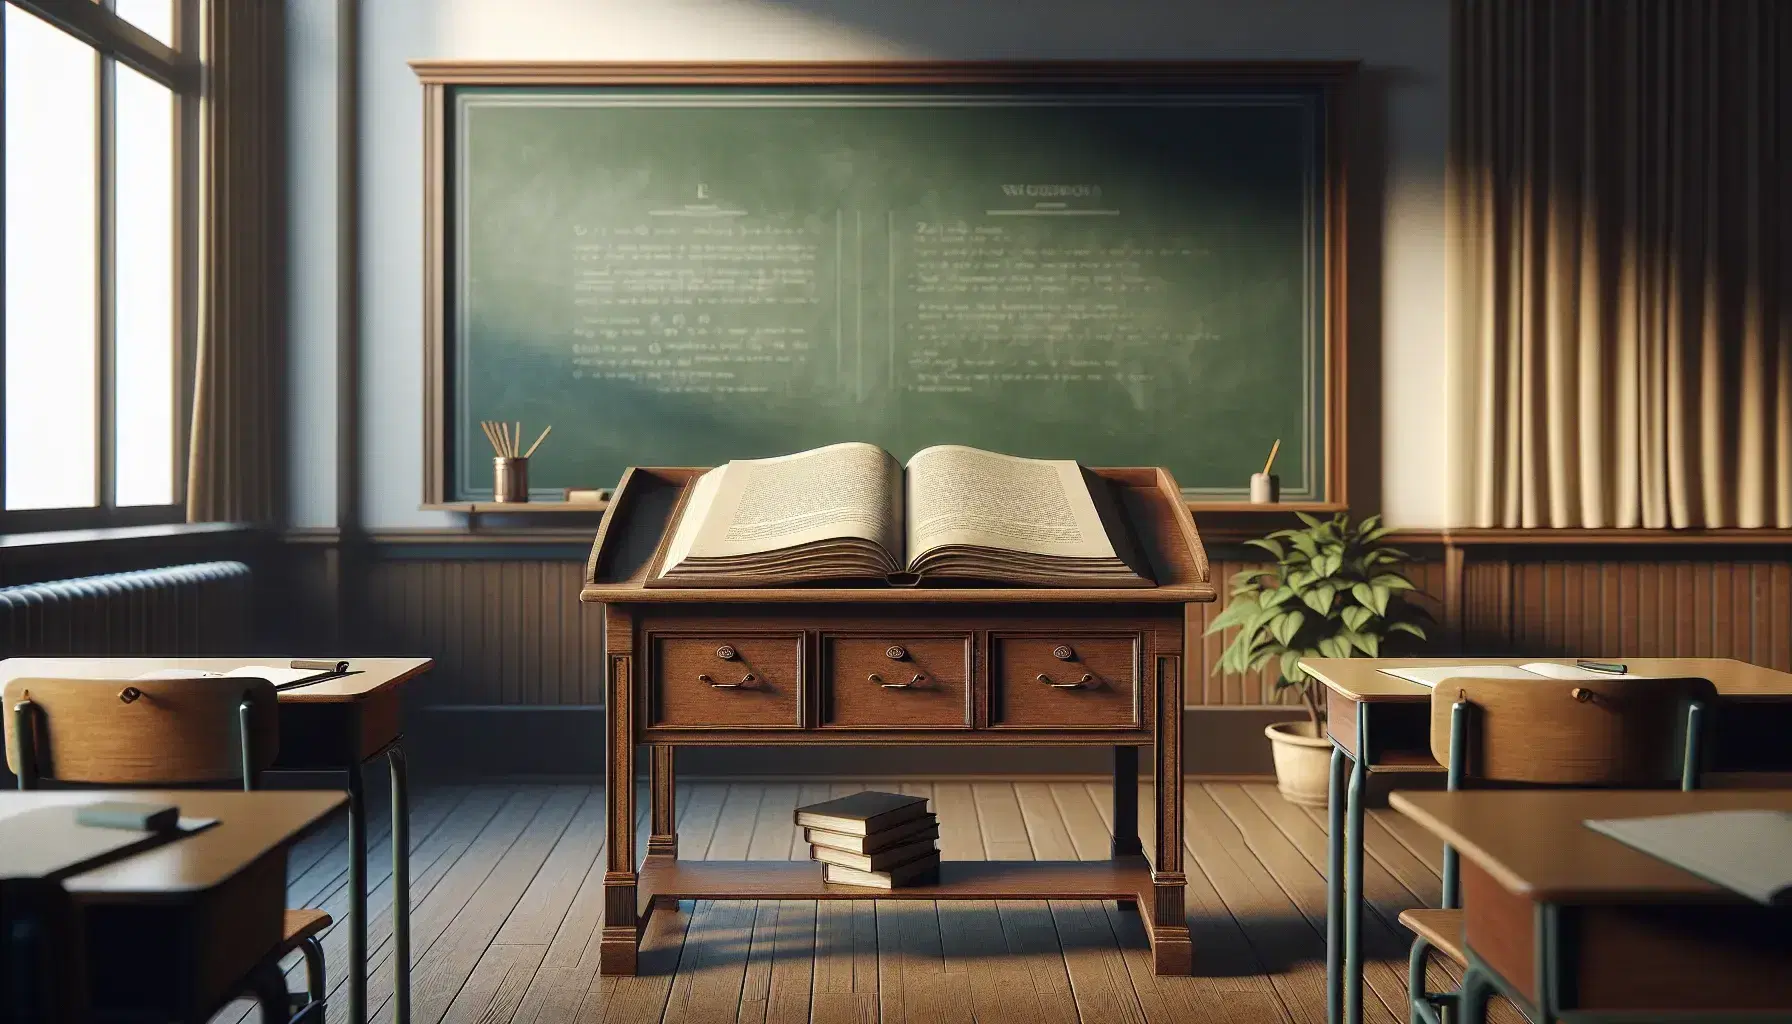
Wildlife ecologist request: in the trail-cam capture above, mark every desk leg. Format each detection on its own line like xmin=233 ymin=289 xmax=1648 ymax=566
xmin=648 ymin=745 xmax=677 ymax=859
xmin=1112 ymin=745 xmax=1142 ymax=860
xmin=1345 ymin=714 xmax=1367 ymax=1024
xmin=1326 ymin=744 xmax=1347 ymax=1024
xmin=1148 ymin=655 xmax=1190 ymax=974
xmin=600 ymin=652 xmax=640 ymax=975
xmin=388 ymin=746 xmax=411 ymax=1024
xmin=346 ymin=759 xmax=368 ymax=1024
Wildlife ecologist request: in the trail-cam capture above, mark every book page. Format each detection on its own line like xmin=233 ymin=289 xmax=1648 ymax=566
xmin=1584 ymin=810 xmax=1792 ymax=906
xmin=680 ymin=442 xmax=903 ymax=561
xmin=903 ymin=445 xmax=1116 ymax=561
xmin=1376 ymin=665 xmax=1543 ymax=688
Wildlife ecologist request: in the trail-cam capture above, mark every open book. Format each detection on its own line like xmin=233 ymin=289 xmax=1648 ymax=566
xmin=1584 ymin=810 xmax=1792 ymax=906
xmin=651 ymin=442 xmax=1153 ymax=588
xmin=1379 ymin=662 xmax=1654 ymax=688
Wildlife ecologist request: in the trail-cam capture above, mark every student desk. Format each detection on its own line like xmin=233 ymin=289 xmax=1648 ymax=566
xmin=0 ymin=788 xmax=346 ymax=1022
xmin=0 ymin=656 xmax=433 ymax=1024
xmin=1389 ymin=789 xmax=1792 ymax=1022
xmin=582 ymin=466 xmax=1215 ymax=975
xmin=1300 ymin=657 xmax=1792 ymax=1024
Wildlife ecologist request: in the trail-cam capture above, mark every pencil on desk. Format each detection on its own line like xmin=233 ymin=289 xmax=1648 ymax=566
xmin=1263 ymin=439 xmax=1281 ymax=475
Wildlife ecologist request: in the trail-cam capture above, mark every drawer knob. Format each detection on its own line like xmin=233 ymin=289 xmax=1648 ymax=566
xmin=884 ymin=645 xmax=907 ymax=660
xmin=871 ymin=672 xmax=926 ymax=689
xmin=1037 ymin=672 xmax=1094 ymax=689
xmin=699 ymin=672 xmax=756 ymax=689
xmin=715 ymin=645 xmax=738 ymax=661
xmin=1052 ymin=645 xmax=1075 ymax=661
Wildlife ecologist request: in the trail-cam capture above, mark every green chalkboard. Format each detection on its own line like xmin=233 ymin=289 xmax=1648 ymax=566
xmin=433 ymin=70 xmax=1340 ymax=502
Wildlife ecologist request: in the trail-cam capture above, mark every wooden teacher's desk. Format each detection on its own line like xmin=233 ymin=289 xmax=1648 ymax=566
xmin=0 ymin=788 xmax=345 ymax=1022
xmin=1390 ymin=789 xmax=1792 ymax=1022
xmin=0 ymin=656 xmax=433 ymax=1024
xmin=1300 ymin=657 xmax=1792 ymax=1024
xmin=582 ymin=466 xmax=1215 ymax=975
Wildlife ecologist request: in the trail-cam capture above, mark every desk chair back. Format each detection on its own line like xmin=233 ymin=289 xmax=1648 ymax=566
xmin=1427 ymin=676 xmax=1717 ymax=788
xmin=3 ymin=677 xmax=279 ymax=788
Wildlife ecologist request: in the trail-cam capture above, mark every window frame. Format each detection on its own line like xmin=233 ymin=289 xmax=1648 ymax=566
xmin=0 ymin=0 xmax=200 ymax=532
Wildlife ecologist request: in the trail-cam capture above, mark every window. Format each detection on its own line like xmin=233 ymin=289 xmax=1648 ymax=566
xmin=1 ymin=0 xmax=192 ymax=528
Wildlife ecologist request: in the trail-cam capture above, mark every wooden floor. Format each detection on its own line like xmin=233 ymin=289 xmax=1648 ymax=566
xmin=214 ymin=779 xmax=1518 ymax=1024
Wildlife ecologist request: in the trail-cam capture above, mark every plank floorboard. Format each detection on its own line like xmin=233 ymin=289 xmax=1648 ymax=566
xmin=238 ymin=779 xmax=1477 ymax=1024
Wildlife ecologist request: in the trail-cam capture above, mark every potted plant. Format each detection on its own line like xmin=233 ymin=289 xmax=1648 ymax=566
xmin=1205 ymin=512 xmax=1432 ymax=806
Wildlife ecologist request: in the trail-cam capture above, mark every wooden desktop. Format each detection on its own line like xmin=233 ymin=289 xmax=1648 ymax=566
xmin=581 ymin=465 xmax=1216 ymax=975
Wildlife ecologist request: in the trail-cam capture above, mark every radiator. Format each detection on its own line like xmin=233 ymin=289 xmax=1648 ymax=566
xmin=0 ymin=561 xmax=252 ymax=656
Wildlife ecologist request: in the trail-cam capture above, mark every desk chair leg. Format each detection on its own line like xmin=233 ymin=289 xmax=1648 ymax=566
xmin=1326 ymin=744 xmax=1347 ymax=1024
xmin=345 ymin=759 xmax=367 ymax=1024
xmin=1112 ymin=745 xmax=1143 ymax=859
xmin=388 ymin=745 xmax=411 ymax=1024
xmin=648 ymin=744 xmax=678 ymax=859
xmin=12 ymin=699 xmax=38 ymax=789
xmin=301 ymin=934 xmax=327 ymax=1006
xmin=1345 ymin=712 xmax=1368 ymax=1024
xmin=1456 ymin=964 xmax=1493 ymax=1024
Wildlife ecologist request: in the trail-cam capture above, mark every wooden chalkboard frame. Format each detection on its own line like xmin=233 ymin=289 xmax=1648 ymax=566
xmin=411 ymin=61 xmax=1354 ymax=512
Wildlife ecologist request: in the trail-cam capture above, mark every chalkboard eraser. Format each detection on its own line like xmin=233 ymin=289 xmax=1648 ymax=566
xmin=76 ymin=800 xmax=181 ymax=833
xmin=563 ymin=487 xmax=609 ymax=503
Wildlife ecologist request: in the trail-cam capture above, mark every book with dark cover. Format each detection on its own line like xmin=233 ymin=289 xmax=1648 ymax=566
xmin=794 ymin=791 xmax=929 ymax=837
xmin=822 ymin=850 xmax=942 ymax=890
xmin=804 ymin=814 xmax=938 ymax=855
xmin=810 ymin=834 xmax=939 ymax=873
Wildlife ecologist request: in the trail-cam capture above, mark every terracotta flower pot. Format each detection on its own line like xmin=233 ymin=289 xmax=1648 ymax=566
xmin=1265 ymin=720 xmax=1332 ymax=807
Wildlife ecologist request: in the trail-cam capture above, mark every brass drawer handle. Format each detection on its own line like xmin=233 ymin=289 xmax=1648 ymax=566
xmin=871 ymin=672 xmax=927 ymax=689
xmin=700 ymin=672 xmax=756 ymax=689
xmin=1037 ymin=672 xmax=1094 ymax=689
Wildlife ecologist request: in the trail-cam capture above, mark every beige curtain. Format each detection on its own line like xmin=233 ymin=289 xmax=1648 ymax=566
xmin=187 ymin=0 xmax=286 ymax=523
xmin=1457 ymin=0 xmax=1792 ymax=528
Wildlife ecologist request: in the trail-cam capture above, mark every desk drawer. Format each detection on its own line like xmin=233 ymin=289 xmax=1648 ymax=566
xmin=648 ymin=633 xmax=801 ymax=730
xmin=990 ymin=633 xmax=1142 ymax=729
xmin=821 ymin=634 xmax=972 ymax=729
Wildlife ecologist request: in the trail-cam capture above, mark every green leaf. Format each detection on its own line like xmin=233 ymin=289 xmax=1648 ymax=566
xmin=1260 ymin=586 xmax=1296 ymax=610
xmin=1346 ymin=631 xmax=1381 ymax=657
xmin=1354 ymin=514 xmax=1383 ymax=536
xmin=1340 ymin=604 xmax=1373 ymax=632
xmin=1295 ymin=511 xmax=1325 ymax=530
xmin=1270 ymin=609 xmax=1305 ymax=646
xmin=1300 ymin=586 xmax=1336 ymax=616
xmin=1317 ymin=636 xmax=1349 ymax=659
xmin=1352 ymin=582 xmax=1388 ymax=617
xmin=1388 ymin=621 xmax=1428 ymax=639
xmin=1279 ymin=650 xmax=1307 ymax=687
xmin=1371 ymin=573 xmax=1416 ymax=591
xmin=1242 ymin=538 xmax=1285 ymax=560
xmin=1204 ymin=595 xmax=1261 ymax=634
xmin=1286 ymin=569 xmax=1315 ymax=591
xmin=1287 ymin=532 xmax=1319 ymax=557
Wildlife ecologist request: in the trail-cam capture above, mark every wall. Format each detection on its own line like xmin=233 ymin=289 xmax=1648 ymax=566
xmin=286 ymin=0 xmax=1453 ymax=529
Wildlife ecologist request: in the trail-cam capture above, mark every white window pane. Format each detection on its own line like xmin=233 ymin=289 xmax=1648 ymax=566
xmin=4 ymin=6 xmax=98 ymax=511
xmin=114 ymin=63 xmax=176 ymax=506
xmin=112 ymin=0 xmax=174 ymax=48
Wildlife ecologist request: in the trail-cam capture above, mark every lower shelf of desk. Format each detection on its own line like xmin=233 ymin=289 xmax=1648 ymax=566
xmin=638 ymin=855 xmax=1155 ymax=903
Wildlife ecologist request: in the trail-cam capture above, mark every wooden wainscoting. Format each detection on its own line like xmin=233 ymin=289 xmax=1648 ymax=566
xmin=268 ymin=531 xmax=1792 ymax=776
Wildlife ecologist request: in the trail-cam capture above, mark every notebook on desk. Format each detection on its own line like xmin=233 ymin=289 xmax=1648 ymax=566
xmin=1584 ymin=810 xmax=1792 ymax=907
xmin=1379 ymin=662 xmax=1658 ymax=688
xmin=0 ymin=806 xmax=217 ymax=881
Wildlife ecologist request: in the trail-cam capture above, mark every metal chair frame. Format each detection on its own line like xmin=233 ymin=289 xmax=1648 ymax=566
xmin=1405 ymin=695 xmax=1707 ymax=1024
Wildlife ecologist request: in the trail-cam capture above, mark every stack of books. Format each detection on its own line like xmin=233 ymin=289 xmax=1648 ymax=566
xmin=796 ymin=791 xmax=941 ymax=889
